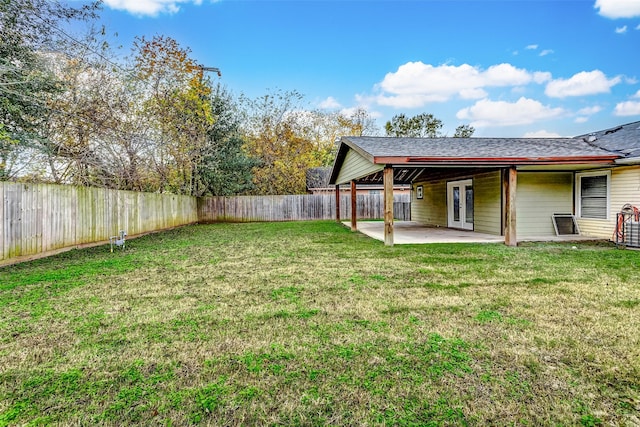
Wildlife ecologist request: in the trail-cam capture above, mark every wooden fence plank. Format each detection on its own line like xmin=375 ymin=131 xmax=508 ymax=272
xmin=0 ymin=182 xmax=410 ymax=263
xmin=196 ymin=193 xmax=410 ymax=223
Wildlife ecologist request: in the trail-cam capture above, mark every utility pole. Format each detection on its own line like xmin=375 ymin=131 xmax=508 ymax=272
xmin=199 ymin=66 xmax=221 ymax=78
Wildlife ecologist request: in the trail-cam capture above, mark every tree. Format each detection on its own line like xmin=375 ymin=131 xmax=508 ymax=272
xmin=133 ymin=35 xmax=214 ymax=195
xmin=385 ymin=113 xmax=443 ymax=138
xmin=0 ymin=0 xmax=100 ymax=179
xmin=453 ymin=124 xmax=475 ymax=138
xmin=337 ymin=107 xmax=379 ymax=136
xmin=241 ymin=89 xmax=336 ymax=195
xmin=199 ymin=86 xmax=258 ymax=196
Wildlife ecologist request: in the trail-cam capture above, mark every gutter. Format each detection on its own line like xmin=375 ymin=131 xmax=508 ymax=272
xmin=614 ymin=156 xmax=640 ymax=165
xmin=374 ymin=155 xmax=619 ymax=165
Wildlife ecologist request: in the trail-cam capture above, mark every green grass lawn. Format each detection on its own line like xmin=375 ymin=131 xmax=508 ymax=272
xmin=1 ymin=221 xmax=639 ymax=426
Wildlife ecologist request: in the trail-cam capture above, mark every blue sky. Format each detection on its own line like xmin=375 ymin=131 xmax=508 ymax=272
xmin=74 ymin=0 xmax=640 ymax=137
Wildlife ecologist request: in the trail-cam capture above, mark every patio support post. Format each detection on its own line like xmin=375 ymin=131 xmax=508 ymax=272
xmin=383 ymin=165 xmax=394 ymax=246
xmin=350 ymin=180 xmax=357 ymax=231
xmin=335 ymin=185 xmax=341 ymax=223
xmin=504 ymin=166 xmax=517 ymax=246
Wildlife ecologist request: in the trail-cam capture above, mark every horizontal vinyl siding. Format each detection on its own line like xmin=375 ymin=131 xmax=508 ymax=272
xmin=335 ymin=149 xmax=383 ymax=185
xmin=516 ymin=172 xmax=573 ymax=238
xmin=577 ymin=166 xmax=640 ymax=239
xmin=411 ymin=181 xmax=447 ymax=226
xmin=473 ymin=171 xmax=501 ymax=235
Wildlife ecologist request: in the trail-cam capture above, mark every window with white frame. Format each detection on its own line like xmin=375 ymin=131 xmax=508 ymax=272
xmin=577 ymin=171 xmax=610 ymax=220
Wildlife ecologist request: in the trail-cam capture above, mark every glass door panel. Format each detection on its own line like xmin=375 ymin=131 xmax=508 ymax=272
xmin=448 ymin=180 xmax=473 ymax=230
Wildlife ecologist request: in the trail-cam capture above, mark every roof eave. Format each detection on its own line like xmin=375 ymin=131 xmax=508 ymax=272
xmin=614 ymin=156 xmax=640 ymax=165
xmin=373 ymin=155 xmax=620 ymax=166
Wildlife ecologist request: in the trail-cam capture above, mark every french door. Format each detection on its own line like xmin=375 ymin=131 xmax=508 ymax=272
xmin=447 ymin=179 xmax=474 ymax=230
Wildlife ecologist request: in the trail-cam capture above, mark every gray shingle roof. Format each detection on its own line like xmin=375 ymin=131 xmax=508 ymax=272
xmin=574 ymin=121 xmax=640 ymax=159
xmin=343 ymin=136 xmax=617 ymax=160
xmin=306 ymin=167 xmax=332 ymax=189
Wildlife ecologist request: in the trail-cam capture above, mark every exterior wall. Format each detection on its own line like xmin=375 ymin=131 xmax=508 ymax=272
xmin=335 ymin=149 xmax=384 ymax=184
xmin=411 ymin=180 xmax=447 ymax=226
xmin=577 ymin=165 xmax=640 ymax=240
xmin=411 ymin=171 xmax=575 ymax=239
xmin=515 ymin=172 xmax=573 ymax=238
xmin=412 ymin=172 xmax=502 ymax=235
xmin=473 ymin=171 xmax=502 ymax=235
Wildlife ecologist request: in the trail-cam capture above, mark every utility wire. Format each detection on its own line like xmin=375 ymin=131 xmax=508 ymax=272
xmin=29 ymin=10 xmax=135 ymax=78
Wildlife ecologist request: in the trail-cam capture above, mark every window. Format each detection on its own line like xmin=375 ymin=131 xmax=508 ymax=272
xmin=577 ymin=172 xmax=609 ymax=219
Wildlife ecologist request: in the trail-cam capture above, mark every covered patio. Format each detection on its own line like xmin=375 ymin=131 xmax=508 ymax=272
xmin=329 ymin=135 xmax=620 ymax=246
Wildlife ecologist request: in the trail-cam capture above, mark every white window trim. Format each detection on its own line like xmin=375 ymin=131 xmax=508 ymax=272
xmin=576 ymin=170 xmax=611 ymax=220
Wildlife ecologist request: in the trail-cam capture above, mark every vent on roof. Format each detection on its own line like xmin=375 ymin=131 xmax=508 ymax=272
xmin=604 ymin=126 xmax=623 ymax=135
xmin=583 ymin=134 xmax=597 ymax=143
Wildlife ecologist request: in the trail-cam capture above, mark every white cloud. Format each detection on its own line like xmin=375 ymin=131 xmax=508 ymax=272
xmin=637 ymin=23 xmax=640 ymax=30
xmin=523 ymin=130 xmax=562 ymax=138
xmin=545 ymin=70 xmax=621 ymax=98
xmin=456 ymin=97 xmax=565 ymax=127
xmin=632 ymin=89 xmax=640 ymax=98
xmin=102 ymin=0 xmax=204 ymax=16
xmin=595 ymin=0 xmax=640 ymax=18
xmin=574 ymin=105 xmax=602 ymax=124
xmin=526 ymin=44 xmax=539 ymax=50
xmin=339 ymin=106 xmax=383 ymax=120
xmin=318 ymin=96 xmax=342 ymax=109
xmin=533 ymin=71 xmax=552 ymax=84
xmin=374 ymin=62 xmax=544 ymax=108
xmin=539 ymin=49 xmax=554 ymax=56
xmin=616 ymin=25 xmax=628 ymax=34
xmin=577 ymin=105 xmax=603 ymax=115
xmin=614 ymin=100 xmax=640 ymax=116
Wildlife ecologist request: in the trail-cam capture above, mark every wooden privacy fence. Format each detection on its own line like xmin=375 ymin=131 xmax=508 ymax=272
xmin=197 ymin=194 xmax=411 ymax=223
xmin=1 ymin=182 xmax=410 ymax=263
xmin=1 ymin=182 xmax=197 ymax=262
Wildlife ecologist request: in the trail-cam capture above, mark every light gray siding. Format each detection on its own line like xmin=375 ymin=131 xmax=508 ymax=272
xmin=516 ymin=172 xmax=573 ymax=238
xmin=577 ymin=165 xmax=640 ymax=239
xmin=334 ymin=149 xmax=383 ymax=185
xmin=473 ymin=171 xmax=502 ymax=235
xmin=411 ymin=181 xmax=447 ymax=226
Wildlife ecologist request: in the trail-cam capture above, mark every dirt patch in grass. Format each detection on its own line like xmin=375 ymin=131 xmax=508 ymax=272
xmin=1 ymin=221 xmax=639 ymax=425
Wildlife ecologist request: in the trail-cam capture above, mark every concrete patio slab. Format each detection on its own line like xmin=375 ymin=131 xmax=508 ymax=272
xmin=344 ymin=221 xmax=504 ymax=244
xmin=344 ymin=221 xmax=602 ymax=245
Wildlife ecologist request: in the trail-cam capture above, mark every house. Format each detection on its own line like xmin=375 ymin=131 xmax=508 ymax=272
xmin=306 ymin=167 xmax=410 ymax=195
xmin=328 ymin=121 xmax=640 ymax=246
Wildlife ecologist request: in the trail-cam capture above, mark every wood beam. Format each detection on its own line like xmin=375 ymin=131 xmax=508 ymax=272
xmin=350 ymin=180 xmax=357 ymax=231
xmin=335 ymin=185 xmax=341 ymax=223
xmin=383 ymin=166 xmax=394 ymax=246
xmin=504 ymin=166 xmax=517 ymax=246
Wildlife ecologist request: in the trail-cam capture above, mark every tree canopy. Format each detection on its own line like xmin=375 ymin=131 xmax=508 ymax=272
xmin=2 ymin=2 xmax=479 ymax=196
xmin=385 ymin=113 xmax=475 ymax=138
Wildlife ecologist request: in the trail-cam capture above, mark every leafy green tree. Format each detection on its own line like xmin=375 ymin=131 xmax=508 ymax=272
xmin=453 ymin=124 xmax=475 ymax=138
xmin=199 ymin=86 xmax=258 ymax=196
xmin=385 ymin=113 xmax=443 ymax=138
